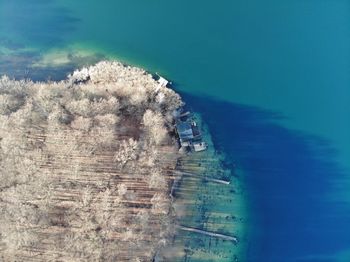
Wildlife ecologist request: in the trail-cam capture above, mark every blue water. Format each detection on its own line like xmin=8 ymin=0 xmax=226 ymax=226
xmin=1 ymin=0 xmax=350 ymax=261
xmin=183 ymin=93 xmax=350 ymax=261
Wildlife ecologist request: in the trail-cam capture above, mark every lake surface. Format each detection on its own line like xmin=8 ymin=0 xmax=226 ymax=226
xmin=1 ymin=0 xmax=350 ymax=261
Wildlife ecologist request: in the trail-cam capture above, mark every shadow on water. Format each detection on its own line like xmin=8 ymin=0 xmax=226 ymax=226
xmin=179 ymin=92 xmax=350 ymax=262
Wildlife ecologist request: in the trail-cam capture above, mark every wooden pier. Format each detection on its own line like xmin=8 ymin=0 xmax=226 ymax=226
xmin=178 ymin=226 xmax=238 ymax=243
xmin=174 ymin=171 xmax=230 ymax=185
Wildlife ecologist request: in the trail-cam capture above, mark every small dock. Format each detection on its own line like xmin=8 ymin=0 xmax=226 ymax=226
xmin=174 ymin=171 xmax=230 ymax=185
xmin=155 ymin=73 xmax=171 ymax=92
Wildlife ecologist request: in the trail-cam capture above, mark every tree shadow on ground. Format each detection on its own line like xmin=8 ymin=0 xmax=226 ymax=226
xmin=180 ymin=92 xmax=350 ymax=262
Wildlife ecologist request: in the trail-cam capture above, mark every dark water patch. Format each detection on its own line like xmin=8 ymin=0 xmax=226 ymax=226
xmin=0 ymin=51 xmax=106 ymax=81
xmin=26 ymin=52 xmax=106 ymax=82
xmin=0 ymin=0 xmax=83 ymax=80
xmin=0 ymin=51 xmax=40 ymax=79
xmin=0 ymin=0 xmax=79 ymax=48
xmin=179 ymin=92 xmax=350 ymax=262
xmin=0 ymin=37 xmax=26 ymax=51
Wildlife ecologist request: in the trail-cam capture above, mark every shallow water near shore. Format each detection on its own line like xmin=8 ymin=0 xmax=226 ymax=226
xmin=1 ymin=0 xmax=350 ymax=260
xmin=167 ymin=113 xmax=248 ymax=261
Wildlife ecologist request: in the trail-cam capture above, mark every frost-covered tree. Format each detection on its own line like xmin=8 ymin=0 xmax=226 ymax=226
xmin=0 ymin=61 xmax=181 ymax=261
xmin=143 ymin=109 xmax=168 ymax=145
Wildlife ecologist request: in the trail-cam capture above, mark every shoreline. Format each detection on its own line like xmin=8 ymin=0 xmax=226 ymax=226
xmin=0 ymin=60 xmax=248 ymax=261
xmin=160 ymin=113 xmax=248 ymax=261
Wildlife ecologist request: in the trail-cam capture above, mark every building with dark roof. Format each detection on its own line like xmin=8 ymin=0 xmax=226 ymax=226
xmin=175 ymin=113 xmax=207 ymax=152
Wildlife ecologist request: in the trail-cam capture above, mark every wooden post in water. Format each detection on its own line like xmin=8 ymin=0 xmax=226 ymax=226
xmin=177 ymin=225 xmax=238 ymax=243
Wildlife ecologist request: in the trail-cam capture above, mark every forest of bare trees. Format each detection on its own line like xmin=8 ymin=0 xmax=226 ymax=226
xmin=0 ymin=61 xmax=183 ymax=261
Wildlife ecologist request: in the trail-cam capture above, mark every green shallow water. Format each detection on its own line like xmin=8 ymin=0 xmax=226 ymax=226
xmin=1 ymin=0 xmax=350 ymax=261
xmin=168 ymin=115 xmax=248 ymax=261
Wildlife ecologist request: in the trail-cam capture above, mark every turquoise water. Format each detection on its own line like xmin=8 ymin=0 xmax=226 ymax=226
xmin=1 ymin=0 xmax=350 ymax=261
